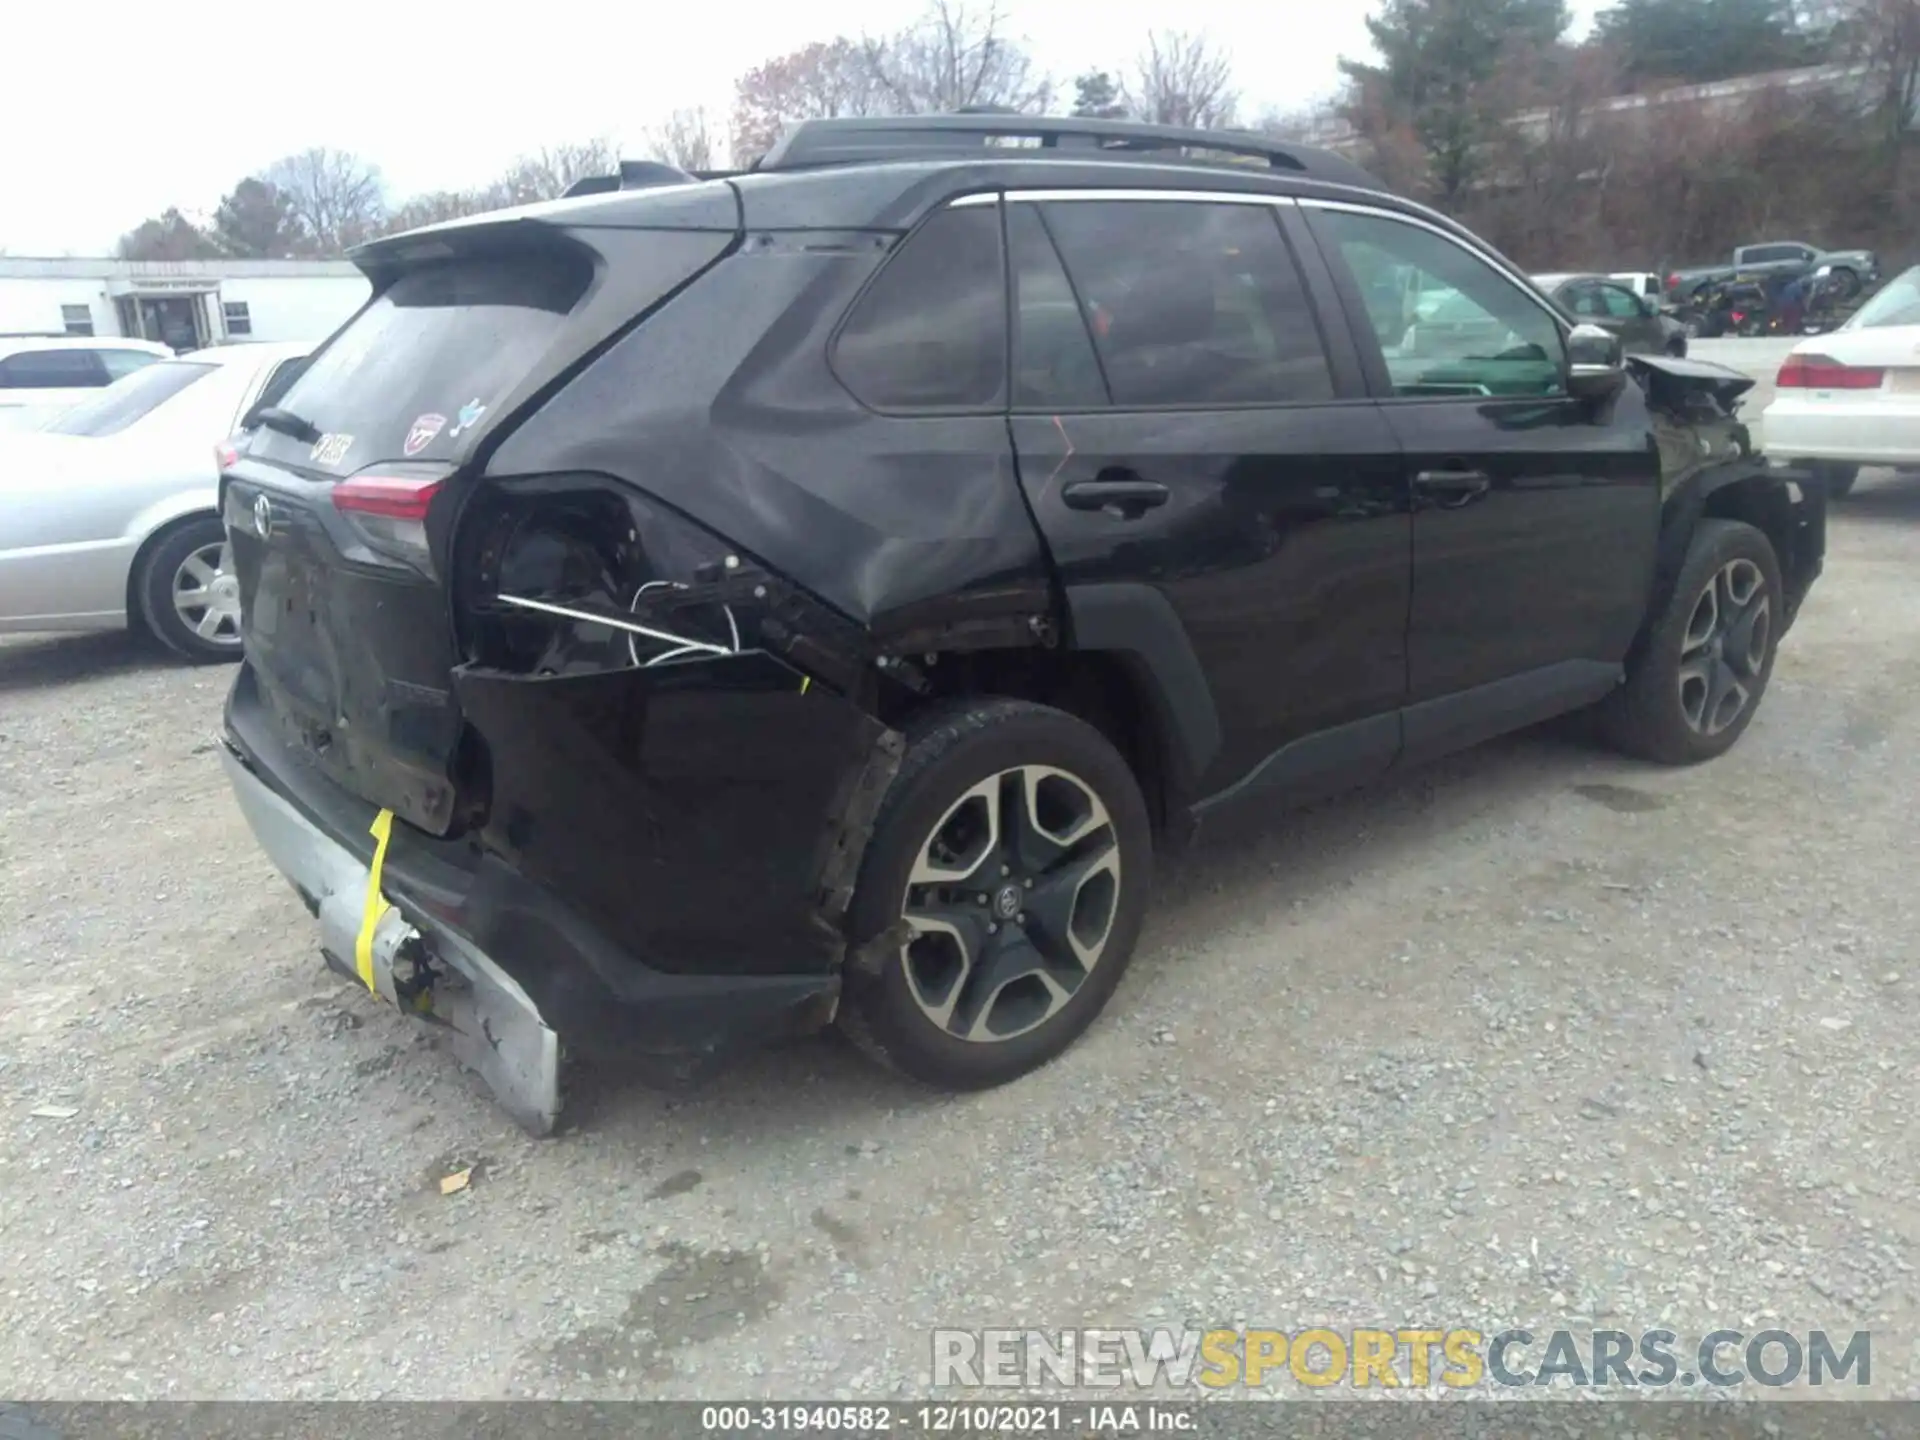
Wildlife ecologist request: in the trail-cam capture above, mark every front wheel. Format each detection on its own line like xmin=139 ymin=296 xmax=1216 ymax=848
xmin=136 ymin=516 xmax=244 ymax=663
xmin=1598 ymin=519 xmax=1782 ymax=765
xmin=838 ymin=698 xmax=1152 ymax=1089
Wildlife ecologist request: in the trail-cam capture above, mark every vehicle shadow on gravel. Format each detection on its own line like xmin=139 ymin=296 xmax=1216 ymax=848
xmin=0 ymin=630 xmax=177 ymax=692
xmin=560 ymin=717 xmax=1621 ymax=1143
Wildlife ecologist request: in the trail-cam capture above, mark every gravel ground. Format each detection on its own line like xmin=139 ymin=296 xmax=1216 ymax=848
xmin=4 ymin=339 xmax=1919 ymax=1402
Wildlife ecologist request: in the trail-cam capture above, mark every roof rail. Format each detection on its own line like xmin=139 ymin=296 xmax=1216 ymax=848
xmin=752 ymin=114 xmax=1380 ymax=189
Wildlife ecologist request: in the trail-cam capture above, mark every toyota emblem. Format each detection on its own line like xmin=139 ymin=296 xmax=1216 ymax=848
xmin=253 ymin=493 xmax=273 ymax=538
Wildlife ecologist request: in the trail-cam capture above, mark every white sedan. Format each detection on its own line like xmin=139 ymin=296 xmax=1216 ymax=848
xmin=0 ymin=341 xmax=313 ymax=661
xmin=1761 ymin=264 xmax=1920 ymax=497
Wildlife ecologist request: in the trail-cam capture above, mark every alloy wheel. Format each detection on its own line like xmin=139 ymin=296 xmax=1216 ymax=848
xmin=1677 ymin=557 xmax=1770 ymax=736
xmin=172 ymin=540 xmax=242 ymax=648
xmin=899 ymin=765 xmax=1121 ymax=1044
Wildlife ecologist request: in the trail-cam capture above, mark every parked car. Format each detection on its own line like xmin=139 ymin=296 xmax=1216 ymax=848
xmin=0 ymin=336 xmax=174 ymax=432
xmin=1608 ymin=272 xmax=1664 ymax=303
xmin=216 ymin=114 xmax=1826 ymax=1135
xmin=1535 ymin=273 xmax=1688 ymax=355
xmin=1666 ymin=241 xmax=1881 ymax=305
xmin=1760 ymin=262 xmax=1920 ymax=497
xmin=0 ymin=341 xmax=313 ymax=659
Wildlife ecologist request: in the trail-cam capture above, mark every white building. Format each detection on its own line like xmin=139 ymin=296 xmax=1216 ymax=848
xmin=0 ymin=257 xmax=370 ymax=353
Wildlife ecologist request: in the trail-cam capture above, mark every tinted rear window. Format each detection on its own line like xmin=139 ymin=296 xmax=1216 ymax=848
xmin=45 ymin=361 xmax=215 ymax=436
xmin=256 ymin=250 xmax=593 ymax=470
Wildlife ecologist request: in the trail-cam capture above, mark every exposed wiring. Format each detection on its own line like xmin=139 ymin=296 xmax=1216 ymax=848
xmin=496 ymin=593 xmax=733 ymax=658
xmin=626 ymin=580 xmax=741 ymax=668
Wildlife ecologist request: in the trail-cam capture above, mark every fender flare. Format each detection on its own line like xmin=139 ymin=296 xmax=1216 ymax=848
xmin=1635 ymin=460 xmax=1805 ymax=664
xmin=1064 ymin=582 xmax=1222 ymax=796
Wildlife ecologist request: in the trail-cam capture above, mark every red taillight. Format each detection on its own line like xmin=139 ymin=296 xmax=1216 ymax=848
xmin=1776 ymin=354 xmax=1886 ymax=390
xmin=1666 ymin=272 xmax=1679 ymax=289
xmin=331 ymin=474 xmax=443 ymax=520
xmin=215 ymin=441 xmax=239 ymax=470
xmin=332 ymin=474 xmax=443 ymax=575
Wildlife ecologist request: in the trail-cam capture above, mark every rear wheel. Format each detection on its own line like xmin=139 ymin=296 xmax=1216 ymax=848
xmin=136 ymin=516 xmax=243 ymax=663
xmin=838 ymin=698 xmax=1151 ymax=1089
xmin=1599 ymin=519 xmax=1782 ymax=765
xmin=1830 ymin=267 xmax=1859 ymax=300
xmin=1808 ymin=461 xmax=1859 ymax=498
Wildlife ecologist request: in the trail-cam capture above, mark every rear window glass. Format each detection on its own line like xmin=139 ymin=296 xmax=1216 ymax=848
xmin=257 ymin=250 xmax=593 ymax=469
xmin=45 ymin=361 xmax=214 ymax=436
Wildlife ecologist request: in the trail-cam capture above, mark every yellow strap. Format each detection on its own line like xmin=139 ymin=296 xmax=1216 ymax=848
xmin=799 ymin=675 xmax=811 ymax=695
xmin=355 ymin=809 xmax=395 ymax=995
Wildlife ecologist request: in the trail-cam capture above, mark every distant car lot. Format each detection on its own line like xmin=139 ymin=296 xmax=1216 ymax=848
xmin=2 ymin=335 xmax=1918 ymax=1402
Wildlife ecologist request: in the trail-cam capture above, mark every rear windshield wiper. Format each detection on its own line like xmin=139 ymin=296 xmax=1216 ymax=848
xmin=254 ymin=406 xmax=322 ymax=444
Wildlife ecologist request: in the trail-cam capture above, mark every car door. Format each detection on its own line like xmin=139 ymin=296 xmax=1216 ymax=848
xmin=1003 ymin=191 xmax=1410 ymax=806
xmin=1300 ymin=201 xmax=1661 ymax=762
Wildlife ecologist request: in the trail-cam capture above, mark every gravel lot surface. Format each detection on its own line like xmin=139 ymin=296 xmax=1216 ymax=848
xmin=3 ymin=339 xmax=1918 ymax=1402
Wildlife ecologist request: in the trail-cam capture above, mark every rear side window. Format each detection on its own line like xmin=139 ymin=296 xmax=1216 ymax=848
xmin=833 ymin=205 xmax=1007 ymax=411
xmin=45 ymin=361 xmax=215 ymax=436
xmin=260 ymin=247 xmax=595 ymax=468
xmin=100 ymin=348 xmax=162 ymax=381
xmin=1009 ymin=204 xmax=1107 ymax=409
xmin=1038 ymin=200 xmax=1335 ymax=408
xmin=0 ymin=348 xmax=109 ymax=389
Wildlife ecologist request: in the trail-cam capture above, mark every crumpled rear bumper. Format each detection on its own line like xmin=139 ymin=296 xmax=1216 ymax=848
xmin=220 ymin=647 xmax=904 ymax=1134
xmin=222 ymin=744 xmax=565 ymax=1134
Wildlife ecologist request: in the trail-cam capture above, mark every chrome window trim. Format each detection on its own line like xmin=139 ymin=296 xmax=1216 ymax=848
xmin=949 ymin=188 xmax=1292 ymax=209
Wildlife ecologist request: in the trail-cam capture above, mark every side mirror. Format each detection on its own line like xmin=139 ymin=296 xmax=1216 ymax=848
xmin=1567 ymin=322 xmax=1626 ymax=400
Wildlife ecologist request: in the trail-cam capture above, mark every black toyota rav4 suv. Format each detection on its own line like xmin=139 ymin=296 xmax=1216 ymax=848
xmin=218 ymin=115 xmax=1825 ymax=1132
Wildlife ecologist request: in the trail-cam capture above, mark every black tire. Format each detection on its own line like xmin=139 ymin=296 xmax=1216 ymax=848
xmin=1830 ymin=267 xmax=1859 ymax=300
xmin=1666 ymin=336 xmax=1688 ymax=358
xmin=1599 ymin=518 xmax=1783 ymax=766
xmin=1809 ymin=461 xmax=1859 ymax=499
xmin=837 ymin=697 xmax=1152 ymax=1089
xmin=135 ymin=515 xmax=243 ymax=663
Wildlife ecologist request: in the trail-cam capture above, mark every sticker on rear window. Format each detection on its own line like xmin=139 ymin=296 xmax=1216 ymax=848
xmin=311 ymin=433 xmax=354 ymax=467
xmin=404 ymin=413 xmax=447 ymax=457
xmin=449 ymin=397 xmax=487 ymax=437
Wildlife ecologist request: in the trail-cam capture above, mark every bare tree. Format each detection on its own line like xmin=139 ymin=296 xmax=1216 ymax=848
xmin=1130 ymin=30 xmax=1239 ymax=129
xmin=862 ymin=0 xmax=1052 ymax=115
xmin=383 ymin=189 xmax=503 ymax=235
xmin=263 ymin=148 xmax=386 ymax=255
xmin=732 ymin=38 xmax=888 ymax=164
xmin=494 ymin=140 xmax=619 ymax=205
xmin=1840 ymin=0 xmax=1920 ymax=147
xmin=642 ymin=109 xmax=717 ymax=172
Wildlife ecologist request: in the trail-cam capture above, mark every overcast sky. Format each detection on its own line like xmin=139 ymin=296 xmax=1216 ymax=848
xmin=0 ymin=0 xmax=1599 ymax=257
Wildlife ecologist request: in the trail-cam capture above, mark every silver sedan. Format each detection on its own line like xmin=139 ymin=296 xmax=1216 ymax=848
xmin=0 ymin=341 xmax=313 ymax=661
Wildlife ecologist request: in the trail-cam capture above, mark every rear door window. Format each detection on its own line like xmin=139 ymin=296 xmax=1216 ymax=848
xmin=100 ymin=348 xmax=162 ymax=381
xmin=44 ymin=361 xmax=216 ymax=436
xmin=1037 ymin=199 xmax=1335 ymax=408
xmin=832 ymin=204 xmax=1007 ymax=411
xmin=0 ymin=347 xmax=109 ymax=389
xmin=1008 ymin=204 xmax=1107 ymax=409
xmin=252 ymin=248 xmax=596 ymax=471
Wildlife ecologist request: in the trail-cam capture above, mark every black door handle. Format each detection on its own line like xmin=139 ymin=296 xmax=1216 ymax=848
xmin=1413 ymin=467 xmax=1492 ymax=508
xmin=1061 ymin=476 xmax=1171 ymax=518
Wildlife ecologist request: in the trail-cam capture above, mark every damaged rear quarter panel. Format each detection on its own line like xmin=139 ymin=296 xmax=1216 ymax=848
xmin=451 ymin=648 xmax=900 ymax=979
xmin=483 ymin=230 xmax=1057 ymax=654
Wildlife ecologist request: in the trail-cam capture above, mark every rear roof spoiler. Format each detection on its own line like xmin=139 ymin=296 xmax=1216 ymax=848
xmin=562 ymin=159 xmax=740 ymax=198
